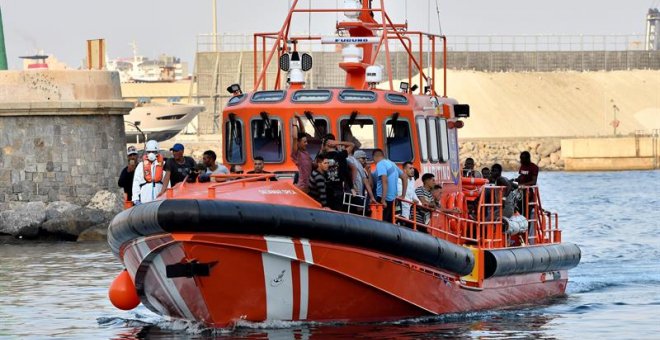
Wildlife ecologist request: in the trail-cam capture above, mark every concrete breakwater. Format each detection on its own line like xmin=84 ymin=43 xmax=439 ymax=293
xmin=0 ymin=70 xmax=132 ymax=241
xmin=459 ymin=136 xmax=660 ymax=172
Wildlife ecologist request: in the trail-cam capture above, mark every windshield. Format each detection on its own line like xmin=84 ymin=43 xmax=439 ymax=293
xmin=386 ymin=119 xmax=413 ymax=162
xmin=340 ymin=117 xmax=375 ymax=152
xmin=225 ymin=119 xmax=244 ymax=163
xmin=251 ymin=118 xmax=283 ymax=162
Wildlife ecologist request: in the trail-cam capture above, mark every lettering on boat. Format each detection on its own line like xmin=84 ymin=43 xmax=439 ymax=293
xmin=421 ymin=164 xmax=452 ymax=182
xmin=540 ymin=271 xmax=561 ymax=282
xmin=258 ymin=189 xmax=297 ymax=195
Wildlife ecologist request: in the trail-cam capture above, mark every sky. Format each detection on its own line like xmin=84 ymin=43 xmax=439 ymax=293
xmin=0 ymin=0 xmax=656 ymax=69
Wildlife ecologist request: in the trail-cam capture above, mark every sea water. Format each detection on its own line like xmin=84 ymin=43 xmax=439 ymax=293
xmin=1 ymin=171 xmax=659 ymax=339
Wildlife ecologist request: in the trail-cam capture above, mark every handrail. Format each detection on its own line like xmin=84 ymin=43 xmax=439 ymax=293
xmin=206 ymin=173 xmax=277 ymax=198
xmin=389 ymin=184 xmax=562 ymax=249
xmin=393 ymin=196 xmax=437 ymax=231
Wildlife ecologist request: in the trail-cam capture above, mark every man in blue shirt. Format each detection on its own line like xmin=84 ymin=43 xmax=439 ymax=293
xmin=373 ymin=148 xmax=407 ymax=223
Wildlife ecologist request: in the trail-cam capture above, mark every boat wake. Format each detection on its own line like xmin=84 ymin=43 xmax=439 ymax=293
xmin=97 ymin=312 xmax=217 ymax=336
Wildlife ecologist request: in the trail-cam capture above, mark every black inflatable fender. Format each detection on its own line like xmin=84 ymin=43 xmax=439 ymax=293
xmin=484 ymin=243 xmax=581 ymax=278
xmin=108 ymin=199 xmax=476 ymax=276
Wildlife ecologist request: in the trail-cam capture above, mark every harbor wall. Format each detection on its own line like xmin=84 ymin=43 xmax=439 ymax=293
xmin=0 ymin=70 xmax=133 ymax=204
xmin=458 ymin=136 xmax=660 ymax=172
xmin=561 ymin=136 xmax=660 ymax=171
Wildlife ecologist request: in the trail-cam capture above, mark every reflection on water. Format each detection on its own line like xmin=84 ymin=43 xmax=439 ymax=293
xmin=1 ymin=171 xmax=660 ymax=339
xmin=97 ymin=308 xmax=559 ymax=339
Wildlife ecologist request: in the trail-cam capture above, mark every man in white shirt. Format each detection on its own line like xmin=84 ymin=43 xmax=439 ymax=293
xmin=199 ymin=150 xmax=229 ymax=182
xmin=400 ymin=161 xmax=422 ymax=221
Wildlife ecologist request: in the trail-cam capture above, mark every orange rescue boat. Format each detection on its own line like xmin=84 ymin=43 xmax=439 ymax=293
xmin=108 ymin=1 xmax=580 ymax=327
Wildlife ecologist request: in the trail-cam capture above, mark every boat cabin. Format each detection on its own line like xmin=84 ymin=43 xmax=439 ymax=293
xmin=223 ymin=87 xmax=468 ymax=189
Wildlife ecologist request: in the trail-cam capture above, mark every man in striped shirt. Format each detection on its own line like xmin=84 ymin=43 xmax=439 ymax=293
xmin=415 ymin=173 xmax=437 ymax=225
xmin=308 ymin=154 xmax=330 ymax=207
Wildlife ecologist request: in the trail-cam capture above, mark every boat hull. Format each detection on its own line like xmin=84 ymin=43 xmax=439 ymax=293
xmin=121 ymin=233 xmax=569 ymax=327
xmin=124 ymin=103 xmax=204 ymax=142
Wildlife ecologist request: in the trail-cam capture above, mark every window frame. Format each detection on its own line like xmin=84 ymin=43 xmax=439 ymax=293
xmin=338 ymin=115 xmax=377 ymax=151
xmin=227 ymin=93 xmax=247 ymax=106
xmin=383 ymin=117 xmax=414 ymax=163
xmin=385 ymin=93 xmax=409 ymax=105
xmin=250 ymin=90 xmax=287 ymax=103
xmin=415 ymin=116 xmax=429 ymax=163
xmin=338 ymin=90 xmax=377 ymax=103
xmin=224 ymin=116 xmax=246 ymax=164
xmin=292 ymin=115 xmax=330 ymax=160
xmin=437 ymin=118 xmax=450 ymax=162
xmin=427 ymin=117 xmax=440 ymax=163
xmin=291 ymin=89 xmax=333 ymax=103
xmin=249 ymin=116 xmax=285 ymax=163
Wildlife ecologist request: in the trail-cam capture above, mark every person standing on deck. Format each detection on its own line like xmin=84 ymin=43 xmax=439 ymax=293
xmin=372 ymin=149 xmax=406 ymax=223
xmin=462 ymin=157 xmax=477 ymax=177
xmin=292 ymin=118 xmax=312 ymax=193
xmin=351 ymin=150 xmax=377 ymax=203
xmin=132 ymin=140 xmax=168 ymax=204
xmin=321 ymin=134 xmax=354 ymax=211
xmin=400 ymin=161 xmax=422 ymax=221
xmin=118 ymin=146 xmax=139 ymax=202
xmin=164 ymin=143 xmax=196 ymax=187
xmin=198 ymin=150 xmax=229 ymax=182
xmin=308 ymin=154 xmax=330 ymax=207
xmin=515 ymin=151 xmax=540 ymax=238
xmin=516 ymin=151 xmax=539 ymax=186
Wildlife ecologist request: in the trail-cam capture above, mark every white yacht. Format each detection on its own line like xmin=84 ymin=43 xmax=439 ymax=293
xmin=106 ymin=42 xmax=188 ymax=83
xmin=124 ymin=102 xmax=204 ymax=143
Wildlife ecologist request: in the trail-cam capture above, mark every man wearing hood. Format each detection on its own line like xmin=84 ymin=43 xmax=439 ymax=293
xmin=132 ymin=140 xmax=168 ymax=204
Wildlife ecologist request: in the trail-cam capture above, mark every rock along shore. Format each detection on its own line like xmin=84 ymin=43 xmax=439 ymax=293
xmin=460 ymin=137 xmax=563 ymax=172
xmin=0 ymin=190 xmax=122 ymax=242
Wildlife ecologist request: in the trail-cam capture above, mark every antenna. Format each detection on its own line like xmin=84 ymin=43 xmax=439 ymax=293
xmin=435 ymin=0 xmax=443 ymax=35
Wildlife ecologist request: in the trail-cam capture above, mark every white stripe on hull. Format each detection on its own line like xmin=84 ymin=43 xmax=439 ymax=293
xmin=299 ymin=262 xmax=310 ymax=320
xmin=299 ymin=238 xmax=313 ymax=320
xmin=135 ymin=240 xmax=195 ymax=320
xmin=262 ymin=236 xmax=295 ymax=320
xmin=301 ymin=238 xmax=314 ymax=264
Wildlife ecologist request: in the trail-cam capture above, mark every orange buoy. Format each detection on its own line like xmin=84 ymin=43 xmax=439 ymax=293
xmin=109 ymin=269 xmax=140 ymax=310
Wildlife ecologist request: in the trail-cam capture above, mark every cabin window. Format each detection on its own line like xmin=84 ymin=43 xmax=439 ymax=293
xmin=225 ymin=117 xmax=244 ymax=163
xmin=294 ymin=116 xmax=329 ymax=159
xmin=338 ymin=90 xmax=377 ymax=103
xmin=340 ymin=117 xmax=376 ymax=155
xmin=292 ymin=90 xmax=332 ymax=103
xmin=416 ymin=117 xmax=428 ymax=162
xmin=227 ymin=94 xmax=247 ymax=106
xmin=251 ymin=117 xmax=283 ymax=162
xmin=428 ymin=117 xmax=439 ymax=162
xmin=385 ymin=119 xmax=413 ymax=162
xmin=385 ymin=93 xmax=408 ymax=105
xmin=438 ymin=119 xmax=450 ymax=162
xmin=251 ymin=90 xmax=286 ymax=103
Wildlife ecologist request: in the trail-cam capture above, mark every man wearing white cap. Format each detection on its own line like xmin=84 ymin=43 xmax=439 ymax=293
xmin=118 ymin=146 xmax=139 ymax=202
xmin=132 ymin=140 xmax=168 ymax=204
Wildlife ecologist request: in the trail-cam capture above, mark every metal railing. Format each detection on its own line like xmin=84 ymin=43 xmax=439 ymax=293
xmin=447 ymin=34 xmax=647 ymax=52
xmin=391 ymin=184 xmax=562 ymax=249
xmin=198 ymin=33 xmax=648 ymax=53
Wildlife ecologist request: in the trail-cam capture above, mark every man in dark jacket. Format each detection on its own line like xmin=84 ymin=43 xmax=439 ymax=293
xmin=165 ymin=143 xmax=196 ymax=186
xmin=118 ymin=146 xmax=139 ymax=202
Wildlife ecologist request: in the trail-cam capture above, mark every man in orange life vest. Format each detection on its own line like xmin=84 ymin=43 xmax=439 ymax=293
xmin=132 ymin=140 xmax=168 ymax=204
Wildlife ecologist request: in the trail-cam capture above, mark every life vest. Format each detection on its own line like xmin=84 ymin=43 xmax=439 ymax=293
xmin=142 ymin=154 xmax=164 ymax=183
